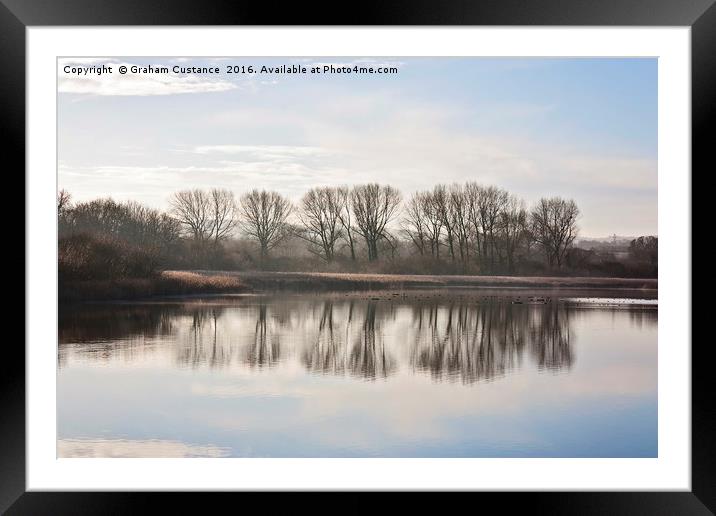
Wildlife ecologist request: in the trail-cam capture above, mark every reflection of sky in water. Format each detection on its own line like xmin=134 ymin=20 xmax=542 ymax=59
xmin=58 ymin=295 xmax=657 ymax=458
xmin=58 ymin=438 xmax=230 ymax=458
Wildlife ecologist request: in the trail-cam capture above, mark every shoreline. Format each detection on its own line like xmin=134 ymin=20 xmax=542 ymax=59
xmin=60 ymin=270 xmax=657 ymax=303
xmin=192 ymin=270 xmax=657 ymax=292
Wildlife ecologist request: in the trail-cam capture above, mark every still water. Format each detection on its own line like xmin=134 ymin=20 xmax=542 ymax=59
xmin=58 ymin=291 xmax=657 ymax=458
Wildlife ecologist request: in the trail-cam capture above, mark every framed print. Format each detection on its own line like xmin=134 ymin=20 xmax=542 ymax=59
xmin=5 ymin=0 xmax=710 ymax=512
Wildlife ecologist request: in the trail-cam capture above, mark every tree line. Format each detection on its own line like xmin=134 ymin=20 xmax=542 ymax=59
xmin=165 ymin=182 xmax=578 ymax=272
xmin=58 ymin=182 xmax=655 ymax=280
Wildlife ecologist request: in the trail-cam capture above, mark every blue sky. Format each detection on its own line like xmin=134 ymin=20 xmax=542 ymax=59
xmin=58 ymin=57 xmax=657 ymax=237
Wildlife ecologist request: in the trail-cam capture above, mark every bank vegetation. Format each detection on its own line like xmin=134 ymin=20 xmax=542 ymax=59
xmin=57 ymin=182 xmax=657 ymax=300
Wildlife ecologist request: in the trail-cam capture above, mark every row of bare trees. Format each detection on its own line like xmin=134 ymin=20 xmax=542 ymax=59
xmin=401 ymin=183 xmax=578 ymax=272
xmin=295 ymin=185 xmax=401 ymax=263
xmin=168 ymin=184 xmax=405 ymax=265
xmin=168 ymin=188 xmax=292 ymax=261
xmin=294 ymin=183 xmax=578 ymax=272
xmin=60 ymin=182 xmax=580 ymax=272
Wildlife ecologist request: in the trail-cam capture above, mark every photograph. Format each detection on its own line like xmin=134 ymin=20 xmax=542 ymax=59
xmin=56 ymin=55 xmax=659 ymax=459
xmin=2 ymin=0 xmax=706 ymax=505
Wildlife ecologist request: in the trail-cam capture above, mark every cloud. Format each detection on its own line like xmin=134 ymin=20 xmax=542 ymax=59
xmin=190 ymin=144 xmax=335 ymax=160
xmin=57 ymin=438 xmax=230 ymax=458
xmin=58 ymin=160 xmax=350 ymax=206
xmin=58 ymin=58 xmax=236 ymax=96
xmin=59 ymin=104 xmax=656 ymax=236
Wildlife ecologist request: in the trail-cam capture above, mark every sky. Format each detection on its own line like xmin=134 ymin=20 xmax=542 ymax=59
xmin=58 ymin=57 xmax=657 ymax=238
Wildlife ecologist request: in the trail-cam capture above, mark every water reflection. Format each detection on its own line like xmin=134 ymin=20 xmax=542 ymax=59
xmin=412 ymin=303 xmax=518 ymax=383
xmin=628 ymin=308 xmax=659 ymax=329
xmin=302 ymin=301 xmax=345 ymax=375
xmin=348 ymin=302 xmax=397 ymax=380
xmin=59 ymin=296 xmax=656 ymax=384
xmin=177 ymin=308 xmax=233 ymax=368
xmin=58 ymin=294 xmax=658 ymax=458
xmin=531 ymin=304 xmax=573 ymax=371
xmin=58 ymin=438 xmax=230 ymax=458
xmin=244 ymin=304 xmax=282 ymax=368
xmin=236 ymin=300 xmax=401 ymax=380
xmin=407 ymin=302 xmax=574 ymax=383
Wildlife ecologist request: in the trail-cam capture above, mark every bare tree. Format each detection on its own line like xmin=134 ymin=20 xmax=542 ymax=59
xmin=351 ymin=184 xmax=402 ymax=261
xmin=238 ymin=189 xmax=293 ymax=260
xmin=57 ymin=189 xmax=72 ymax=214
xmin=336 ymin=186 xmax=357 ymax=261
xmin=209 ymin=189 xmax=238 ymax=247
xmin=466 ymin=183 xmax=509 ymax=270
xmin=465 ymin=182 xmax=482 ymax=261
xmin=402 ymin=192 xmax=429 ymax=255
xmin=496 ymin=195 xmax=527 ymax=272
xmin=380 ymin=231 xmax=401 ymax=260
xmin=530 ymin=197 xmax=580 ymax=268
xmin=169 ymin=189 xmax=212 ymax=243
xmin=169 ymin=189 xmax=237 ymax=265
xmin=296 ymin=186 xmax=345 ymax=261
xmin=432 ymin=185 xmax=456 ymax=260
xmin=423 ymin=190 xmax=444 ymax=258
xmin=449 ymin=184 xmax=471 ymax=262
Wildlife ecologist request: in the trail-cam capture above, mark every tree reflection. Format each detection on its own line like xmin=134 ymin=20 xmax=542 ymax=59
xmin=302 ymin=301 xmax=346 ymax=375
xmin=175 ymin=303 xmax=284 ymax=369
xmin=243 ymin=304 xmax=281 ymax=368
xmin=176 ymin=307 xmax=231 ymax=368
xmin=59 ymin=304 xmax=180 ymax=367
xmin=628 ymin=308 xmax=658 ymax=329
xmin=302 ymin=301 xmax=396 ymax=380
xmin=409 ymin=301 xmax=572 ymax=383
xmin=530 ymin=304 xmax=573 ymax=371
xmin=59 ymin=304 xmax=177 ymax=343
xmin=60 ymin=295 xmax=654 ymax=381
xmin=410 ymin=302 xmax=517 ymax=383
xmin=347 ymin=302 xmax=396 ymax=380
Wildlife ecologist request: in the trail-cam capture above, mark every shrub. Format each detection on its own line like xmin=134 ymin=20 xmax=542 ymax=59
xmin=58 ymin=233 xmax=159 ymax=281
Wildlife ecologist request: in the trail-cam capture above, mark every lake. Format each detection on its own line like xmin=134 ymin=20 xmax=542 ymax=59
xmin=58 ymin=290 xmax=657 ymax=458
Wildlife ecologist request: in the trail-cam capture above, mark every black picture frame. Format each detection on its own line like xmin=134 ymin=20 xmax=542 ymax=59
xmin=5 ymin=0 xmax=708 ymax=512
